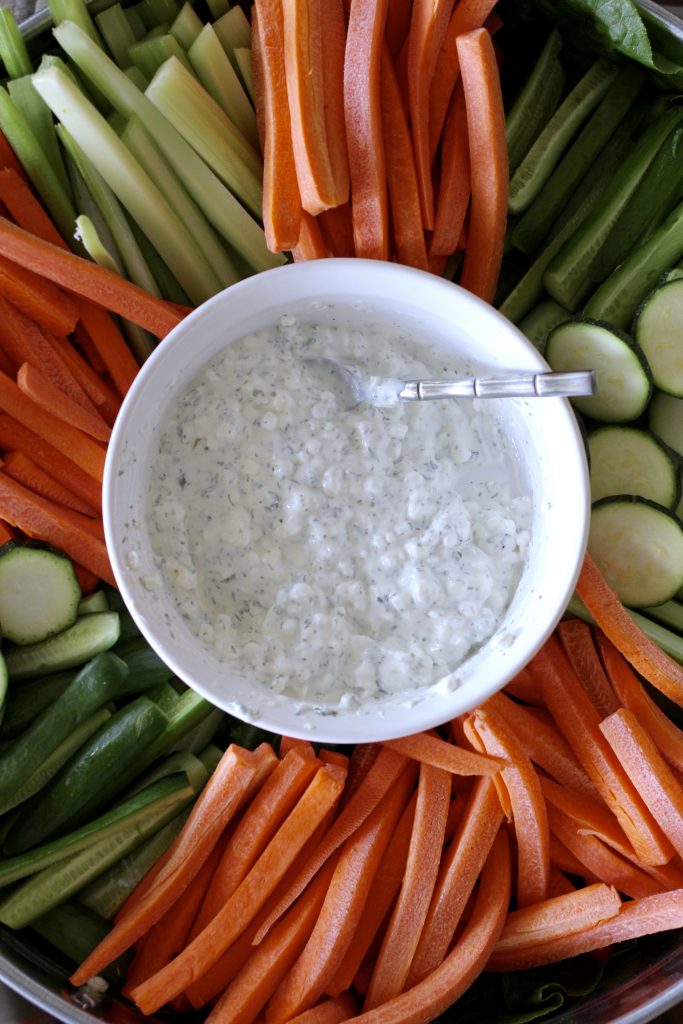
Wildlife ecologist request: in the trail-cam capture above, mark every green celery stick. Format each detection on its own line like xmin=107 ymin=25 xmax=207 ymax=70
xmin=170 ymin=2 xmax=203 ymax=49
xmin=0 ymin=8 xmax=32 ymax=79
xmin=96 ymin=3 xmax=138 ymax=67
xmin=188 ymin=23 xmax=257 ymax=148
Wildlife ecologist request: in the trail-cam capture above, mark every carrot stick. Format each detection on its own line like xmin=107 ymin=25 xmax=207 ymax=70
xmin=50 ymin=335 xmax=121 ymax=427
xmin=326 ymin=789 xmax=418 ymax=997
xmin=0 ymin=132 xmax=29 ymax=183
xmin=405 ymin=775 xmax=505 ymax=986
xmin=487 ymin=889 xmax=683 ymax=972
xmin=385 ymin=0 xmax=413 ymax=60
xmin=470 ymin=705 xmax=550 ymax=907
xmin=549 ymin=833 xmax=595 ymax=880
xmin=75 ymin=301 xmax=140 ymax=398
xmin=319 ymin=749 xmax=350 ymax=770
xmin=278 ymin=736 xmax=313 ymax=757
xmin=342 ymin=744 xmax=380 ymax=805
xmin=253 ymin=746 xmax=408 ymax=945
xmin=557 ymin=618 xmax=620 ymax=718
xmin=430 ymin=81 xmax=470 ymax=257
xmin=379 ymin=47 xmax=429 ymax=270
xmin=317 ymin=203 xmax=355 ymax=258
xmin=483 ymin=690 xmax=598 ymax=798
xmin=282 ymin=0 xmax=338 ymax=215
xmin=0 ymin=517 xmax=14 ymax=544
xmin=0 ymin=368 xmax=105 ymax=482
xmin=600 ymin=707 xmax=683 ymax=862
xmin=72 ymin=561 xmax=98 ymax=593
xmin=190 ymin=746 xmax=320 ymax=937
xmin=547 ymin=868 xmax=577 ymax=898
xmin=284 ymin=993 xmax=358 ymax=1024
xmin=406 ymin=0 xmax=456 ymax=229
xmin=596 ymin=629 xmax=683 ymax=775
xmin=0 ymin=412 xmax=102 ymax=512
xmin=380 ymin=730 xmax=501 ymax=777
xmin=17 ymin=363 xmax=111 ymax=442
xmin=70 ymin=746 xmax=260 ymax=987
xmin=0 ymin=217 xmax=184 ymax=338
xmin=539 ymin=775 xmax=634 ymax=861
xmin=128 ymin=764 xmax=348 ymax=1015
xmin=266 ymin=765 xmax=417 ymax=1023
xmin=576 ymin=551 xmax=683 ymax=707
xmin=428 ymin=0 xmax=499 ymax=159
xmin=203 ymin=859 xmax=339 ymax=1024
xmin=0 ymin=254 xmax=79 ymax=337
xmin=529 ymin=635 xmax=674 ymax=866
xmin=0 ymin=168 xmax=64 ymax=247
xmin=253 ymin=0 xmax=302 ymax=252
xmin=494 ymin=883 xmax=622 ymax=954
xmin=455 ymin=27 xmax=508 ymax=303
xmin=343 ymin=0 xmax=390 ymax=259
xmin=502 ymin=666 xmax=543 ymax=706
xmin=2 ymin=450 xmax=98 ymax=517
xmin=320 ymin=0 xmax=350 ymax=206
xmin=292 ymin=211 xmax=329 ymax=261
xmin=0 ymin=472 xmax=112 ymax=583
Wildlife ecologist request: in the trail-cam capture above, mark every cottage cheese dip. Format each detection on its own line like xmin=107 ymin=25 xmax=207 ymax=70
xmin=147 ymin=315 xmax=532 ymax=715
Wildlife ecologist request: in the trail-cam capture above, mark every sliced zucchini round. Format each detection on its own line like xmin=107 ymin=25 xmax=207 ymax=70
xmin=648 ymin=389 xmax=683 ymax=459
xmin=588 ymin=496 xmax=683 ymax=607
xmin=633 ymin=278 xmax=683 ymax=397
xmin=0 ymin=544 xmax=81 ymax=646
xmin=587 ymin=426 xmax=680 ymax=507
xmin=545 ymin=318 xmax=652 ymax=423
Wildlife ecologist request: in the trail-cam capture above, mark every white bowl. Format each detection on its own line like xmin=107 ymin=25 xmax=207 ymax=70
xmin=103 ymin=258 xmax=590 ymax=744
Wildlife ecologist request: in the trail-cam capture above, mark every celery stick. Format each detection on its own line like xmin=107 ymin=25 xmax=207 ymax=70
xmin=188 ymin=23 xmax=257 ymax=148
xmin=170 ymin=2 xmax=203 ymax=49
xmin=233 ymin=47 xmax=254 ymax=104
xmin=7 ymin=76 xmax=73 ymax=202
xmin=55 ymin=21 xmax=281 ymax=272
xmin=0 ymin=86 xmax=77 ymax=244
xmin=76 ymin=213 xmax=120 ymax=272
xmin=96 ymin=3 xmax=137 ymax=68
xmin=129 ymin=33 xmax=193 ymax=79
xmin=125 ymin=212 xmax=193 ymax=306
xmin=568 ymin=595 xmax=683 ymax=665
xmin=124 ymin=5 xmax=146 ymax=40
xmin=213 ymin=5 xmax=251 ymax=66
xmin=145 ymin=56 xmax=262 ymax=218
xmin=48 ymin=0 xmax=103 ymax=48
xmin=0 ymin=8 xmax=33 ymax=79
xmin=134 ymin=0 xmax=181 ymax=31
xmin=145 ymin=22 xmax=170 ymax=38
xmin=33 ymin=64 xmax=221 ymax=305
xmin=206 ymin=0 xmax=229 ymax=19
xmin=124 ymin=64 xmax=149 ymax=88
xmin=122 ymin=114 xmax=238 ymax=288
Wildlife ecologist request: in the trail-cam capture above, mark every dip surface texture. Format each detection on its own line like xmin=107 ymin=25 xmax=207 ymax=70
xmin=147 ymin=315 xmax=532 ymax=712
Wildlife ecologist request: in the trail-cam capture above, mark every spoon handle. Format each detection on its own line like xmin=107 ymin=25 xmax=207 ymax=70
xmin=397 ymin=369 xmax=595 ymax=401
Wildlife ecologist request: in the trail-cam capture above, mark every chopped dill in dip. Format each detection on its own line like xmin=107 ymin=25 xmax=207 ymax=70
xmin=147 ymin=315 xmax=532 ymax=712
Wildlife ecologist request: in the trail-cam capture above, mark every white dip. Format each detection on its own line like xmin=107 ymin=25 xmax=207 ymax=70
xmin=147 ymin=315 xmax=531 ymax=712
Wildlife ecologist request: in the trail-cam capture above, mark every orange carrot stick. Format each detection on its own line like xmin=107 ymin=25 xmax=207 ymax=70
xmin=2 ymin=450 xmax=98 ymax=517
xmin=0 ymin=369 xmax=105 ymax=482
xmin=0 ymin=517 xmax=14 ymax=544
xmin=0 ymin=412 xmax=102 ymax=512
xmin=321 ymin=0 xmax=350 ymax=206
xmin=70 ymin=745 xmax=260 ymax=987
xmin=406 ymin=775 xmax=505 ymax=986
xmin=284 ymin=993 xmax=358 ymax=1024
xmin=0 ymin=168 xmax=63 ymax=247
xmin=0 ymin=217 xmax=184 ymax=338
xmin=385 ymin=0 xmax=413 ymax=60
xmin=379 ymin=47 xmax=429 ymax=270
xmin=429 ymin=0 xmax=499 ymax=159
xmin=576 ymin=551 xmax=683 ymax=708
xmin=382 ymin=730 xmax=502 ymax=778
xmin=17 ymin=363 xmax=111 ymax=442
xmin=487 ymin=889 xmax=683 ymax=972
xmin=455 ymin=27 xmax=508 ymax=303
xmin=292 ymin=211 xmax=329 ymax=261
xmin=344 ymin=0 xmax=390 ymax=259
xmin=470 ymin=705 xmax=550 ymax=907
xmin=253 ymin=0 xmax=302 ymax=252
xmin=596 ymin=629 xmax=683 ymax=774
xmin=0 ymin=254 xmax=79 ymax=337
xmin=0 ymin=133 xmax=29 ymax=183
xmin=253 ymin=746 xmax=408 ymax=944
xmin=266 ymin=766 xmax=417 ymax=1023
xmin=129 ymin=764 xmax=347 ymax=1014
xmin=282 ymin=0 xmax=338 ymax=215
xmin=406 ymin=0 xmax=456 ymax=230
xmin=190 ymin=746 xmax=320 ymax=936
xmin=363 ymin=762 xmax=451 ymax=1009
xmin=557 ymin=618 xmax=620 ymax=717
xmin=317 ymin=203 xmax=355 ymax=258
xmin=0 ymin=472 xmax=112 ymax=583
xmin=503 ymin=666 xmax=543 ymax=706
xmin=539 ymin=775 xmax=634 ymax=861
xmin=75 ymin=301 xmax=140 ymax=398
xmin=50 ymin=335 xmax=121 ymax=427
xmin=494 ymin=883 xmax=622 ymax=955
xmin=529 ymin=635 xmax=674 ymax=866
xmin=430 ymin=81 xmax=471 ymax=257
xmin=600 ymin=707 xmax=683 ymax=862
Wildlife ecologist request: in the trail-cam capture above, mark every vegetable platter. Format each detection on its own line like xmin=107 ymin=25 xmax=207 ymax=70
xmin=2 ymin=1 xmax=683 ymax=1023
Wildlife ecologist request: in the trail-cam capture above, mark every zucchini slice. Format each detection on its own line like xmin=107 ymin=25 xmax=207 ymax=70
xmin=545 ymin=318 xmax=652 ymax=422
xmin=633 ymin=278 xmax=683 ymax=397
xmin=0 ymin=545 xmax=81 ymax=646
xmin=588 ymin=496 xmax=683 ymax=607
xmin=648 ymin=389 xmax=683 ymax=459
xmin=587 ymin=426 xmax=680 ymax=507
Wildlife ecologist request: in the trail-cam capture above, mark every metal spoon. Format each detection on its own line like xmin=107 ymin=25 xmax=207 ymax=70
xmin=304 ymin=356 xmax=596 ymax=410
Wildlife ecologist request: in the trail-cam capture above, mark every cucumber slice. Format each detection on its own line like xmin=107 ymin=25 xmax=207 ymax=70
xmin=545 ymin=319 xmax=652 ymax=422
xmin=648 ymin=390 xmax=683 ymax=459
xmin=589 ymin=496 xmax=683 ymax=607
xmin=518 ymin=298 xmax=570 ymax=354
xmin=587 ymin=426 xmax=679 ymax=507
xmin=77 ymin=590 xmax=109 ymax=615
xmin=633 ymin=278 xmax=683 ymax=397
xmin=4 ymin=611 xmax=121 ymax=681
xmin=0 ymin=545 xmax=81 ymax=646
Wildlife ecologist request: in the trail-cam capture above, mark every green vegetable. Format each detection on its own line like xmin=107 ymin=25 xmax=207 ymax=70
xmin=4 ymin=610 xmax=121 ymax=680
xmin=587 ymin=425 xmax=680 ymax=507
xmin=187 ymin=22 xmax=258 ymax=149
xmin=0 ymin=7 xmax=33 ymax=79
xmin=0 ymin=545 xmax=81 ymax=646
xmin=31 ymin=900 xmax=131 ymax=983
